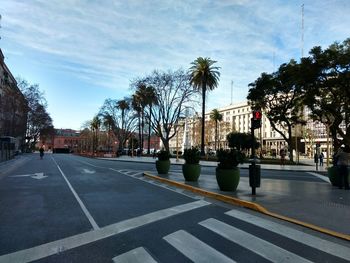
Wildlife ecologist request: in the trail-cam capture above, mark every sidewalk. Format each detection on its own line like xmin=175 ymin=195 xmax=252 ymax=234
xmin=100 ymin=155 xmax=349 ymax=239
xmin=99 ymin=155 xmax=328 ymax=172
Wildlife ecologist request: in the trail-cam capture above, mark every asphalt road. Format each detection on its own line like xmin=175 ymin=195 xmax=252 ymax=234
xmin=0 ymin=153 xmax=349 ymax=263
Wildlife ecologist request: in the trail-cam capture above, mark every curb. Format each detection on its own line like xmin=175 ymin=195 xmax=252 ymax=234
xmin=143 ymin=172 xmax=350 ymax=242
xmin=97 ymin=157 xmax=326 ymax=173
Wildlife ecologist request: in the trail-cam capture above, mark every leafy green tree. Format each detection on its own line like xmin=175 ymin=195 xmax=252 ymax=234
xmin=227 ymin=132 xmax=259 ymax=152
xmin=101 ymin=113 xmax=114 ymax=153
xmin=210 ymin=109 xmax=223 ymax=150
xmin=301 ymin=38 xmax=350 ymax=148
xmin=131 ymin=93 xmax=143 ymax=151
xmin=189 ymin=57 xmax=220 ymax=156
xmin=132 ymin=84 xmax=157 ymax=154
xmin=17 ymin=78 xmax=53 ymax=151
xmin=144 ymin=86 xmax=157 ymax=154
xmin=90 ymin=115 xmax=101 ymax=153
xmin=99 ymin=98 xmax=136 ymax=152
xmin=247 ymin=60 xmax=305 ymax=162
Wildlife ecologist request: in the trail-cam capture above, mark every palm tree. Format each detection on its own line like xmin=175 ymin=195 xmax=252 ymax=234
xmin=210 ymin=109 xmax=223 ymax=150
xmin=90 ymin=115 xmax=101 ymax=155
xmin=117 ymin=99 xmax=129 ymax=150
xmin=101 ymin=113 xmax=114 ymax=153
xmin=144 ymin=86 xmax=157 ymax=154
xmin=135 ymin=83 xmax=148 ymax=152
xmin=132 ymin=94 xmax=142 ymax=152
xmin=189 ymin=57 xmax=220 ymax=155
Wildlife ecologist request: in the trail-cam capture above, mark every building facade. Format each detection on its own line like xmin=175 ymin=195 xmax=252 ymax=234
xmin=0 ymin=49 xmax=28 ymax=160
xmin=169 ymin=101 xmax=289 ymax=156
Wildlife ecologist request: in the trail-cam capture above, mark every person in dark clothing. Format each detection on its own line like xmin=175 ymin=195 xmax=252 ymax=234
xmin=39 ymin=147 xmax=44 ymax=159
xmin=319 ymin=152 xmax=324 ymax=166
xmin=335 ymin=145 xmax=350 ymax=190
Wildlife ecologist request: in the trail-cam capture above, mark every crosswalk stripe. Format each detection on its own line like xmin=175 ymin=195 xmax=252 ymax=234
xmin=163 ymin=230 xmax=235 ymax=263
xmin=225 ymin=210 xmax=350 ymax=261
xmin=0 ymin=200 xmax=209 ymax=263
xmin=112 ymin=247 xmax=157 ymax=263
xmin=200 ymin=218 xmax=312 ymax=263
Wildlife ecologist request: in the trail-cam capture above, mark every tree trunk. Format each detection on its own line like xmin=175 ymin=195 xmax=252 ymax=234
xmin=201 ymin=83 xmax=206 ymax=156
xmin=215 ymin=120 xmax=218 ymax=150
xmin=141 ymin=107 xmax=144 ymax=152
xmin=288 ymin=125 xmax=293 ymax=162
xmin=161 ymin=137 xmax=170 ymax=153
xmin=138 ymin=114 xmax=141 ymax=151
xmin=147 ymin=105 xmax=152 ymax=154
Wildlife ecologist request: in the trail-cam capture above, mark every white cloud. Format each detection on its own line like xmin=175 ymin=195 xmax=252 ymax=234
xmin=1 ymin=0 xmax=349 ymax=128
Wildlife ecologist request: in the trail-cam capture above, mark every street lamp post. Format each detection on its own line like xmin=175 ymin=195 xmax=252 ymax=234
xmin=326 ymin=124 xmax=330 ymax=167
xmin=176 ymin=125 xmax=179 ymax=162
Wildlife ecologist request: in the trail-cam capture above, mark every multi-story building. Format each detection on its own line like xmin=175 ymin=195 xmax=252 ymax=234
xmin=169 ymin=101 xmax=289 ymax=156
xmin=37 ymin=128 xmax=80 ymax=152
xmin=0 ymin=49 xmax=28 ymax=160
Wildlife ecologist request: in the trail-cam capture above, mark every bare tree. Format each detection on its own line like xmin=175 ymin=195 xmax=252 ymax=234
xmin=134 ymin=70 xmax=196 ymax=152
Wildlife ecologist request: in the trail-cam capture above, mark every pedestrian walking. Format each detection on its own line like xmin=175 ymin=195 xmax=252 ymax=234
xmin=280 ymin=149 xmax=286 ymax=165
xmin=335 ymin=145 xmax=350 ymax=190
xmin=314 ymin=152 xmax=318 ymax=165
xmin=39 ymin=147 xmax=44 ymax=160
xmin=319 ymin=152 xmax=324 ymax=166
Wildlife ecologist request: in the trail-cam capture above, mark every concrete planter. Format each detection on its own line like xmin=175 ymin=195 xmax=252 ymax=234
xmin=182 ymin=163 xmax=201 ymax=182
xmin=216 ymin=167 xmax=240 ymax=191
xmin=156 ymin=160 xmax=170 ymax=174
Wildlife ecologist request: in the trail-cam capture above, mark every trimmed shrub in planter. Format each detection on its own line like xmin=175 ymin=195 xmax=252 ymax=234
xmin=216 ymin=149 xmax=244 ymax=191
xmin=156 ymin=150 xmax=171 ymax=174
xmin=328 ymin=166 xmax=350 ymax=186
xmin=182 ymin=147 xmax=201 ymax=181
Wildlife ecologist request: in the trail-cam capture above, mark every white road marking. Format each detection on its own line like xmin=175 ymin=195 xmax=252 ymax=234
xmin=226 ymin=209 xmax=350 ymax=261
xmin=163 ymin=230 xmax=235 ymax=263
xmin=82 ymin=169 xmax=95 ymax=174
xmin=307 ymin=172 xmax=330 ymax=182
xmin=112 ymin=247 xmax=157 ymax=263
xmin=200 ymin=218 xmax=312 ymax=263
xmin=0 ymin=200 xmax=209 ymax=263
xmin=110 ymin=168 xmax=206 ymax=200
xmin=76 ymin=159 xmax=105 ymax=169
xmin=10 ymin=173 xmax=47 ymax=180
xmin=51 ymin=157 xmax=99 ymax=231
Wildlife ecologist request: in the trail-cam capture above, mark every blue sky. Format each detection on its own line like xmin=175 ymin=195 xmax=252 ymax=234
xmin=1 ymin=0 xmax=349 ymax=129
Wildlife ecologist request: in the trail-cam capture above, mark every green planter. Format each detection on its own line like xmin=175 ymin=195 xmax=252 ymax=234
xmin=156 ymin=160 xmax=170 ymax=174
xmin=182 ymin=163 xmax=201 ymax=181
xmin=328 ymin=166 xmax=340 ymax=186
xmin=328 ymin=166 xmax=350 ymax=186
xmin=216 ymin=167 xmax=240 ymax=191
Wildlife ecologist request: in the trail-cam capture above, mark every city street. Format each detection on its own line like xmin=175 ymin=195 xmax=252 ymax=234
xmin=0 ymin=154 xmax=349 ymax=263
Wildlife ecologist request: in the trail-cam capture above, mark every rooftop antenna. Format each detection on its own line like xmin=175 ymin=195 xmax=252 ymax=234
xmin=301 ymin=4 xmax=304 ymax=58
xmin=230 ymin=80 xmax=233 ymax=105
